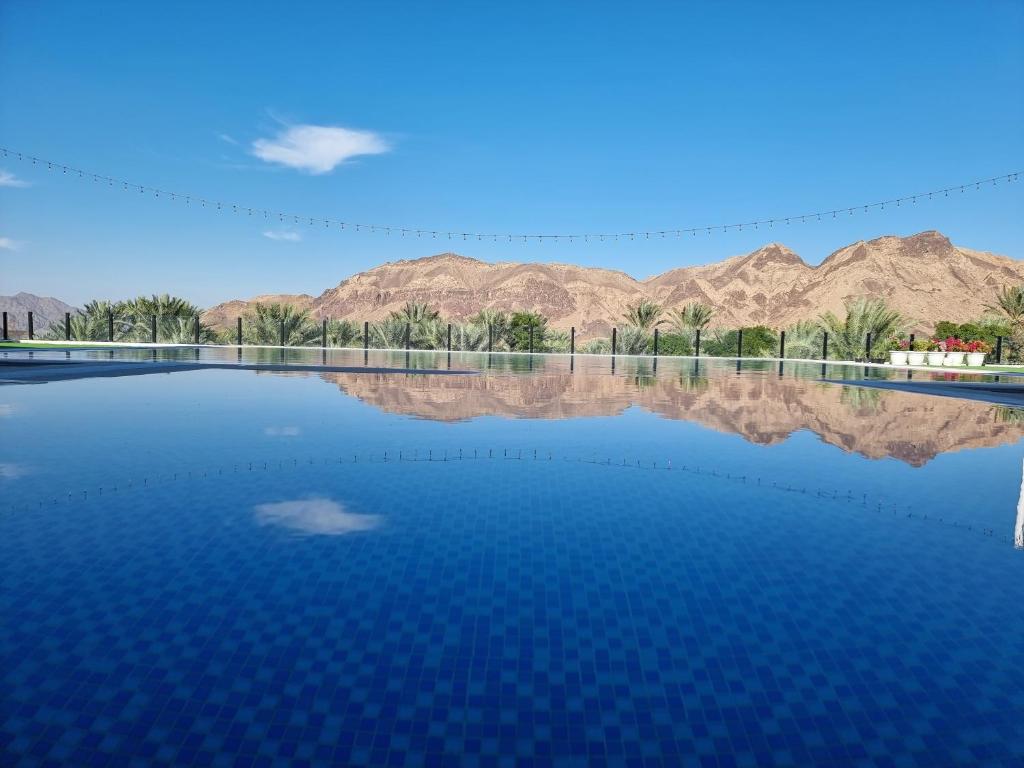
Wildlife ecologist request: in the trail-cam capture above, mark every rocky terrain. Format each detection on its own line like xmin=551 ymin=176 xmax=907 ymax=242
xmin=0 ymin=292 xmax=78 ymax=333
xmin=201 ymin=231 xmax=1024 ymax=337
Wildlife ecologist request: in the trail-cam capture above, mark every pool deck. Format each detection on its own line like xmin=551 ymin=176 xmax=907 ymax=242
xmin=832 ymin=378 xmax=1024 ymax=407
xmin=0 ymin=358 xmax=478 ymax=383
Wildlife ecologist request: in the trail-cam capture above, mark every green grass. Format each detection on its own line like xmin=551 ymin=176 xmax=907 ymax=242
xmin=0 ymin=340 xmax=106 ymax=349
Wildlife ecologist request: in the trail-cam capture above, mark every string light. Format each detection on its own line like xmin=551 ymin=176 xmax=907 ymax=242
xmin=0 ymin=146 xmax=1018 ymax=245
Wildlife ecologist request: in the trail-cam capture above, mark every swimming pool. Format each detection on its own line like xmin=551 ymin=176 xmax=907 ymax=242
xmin=2 ymin=350 xmax=1022 ymax=766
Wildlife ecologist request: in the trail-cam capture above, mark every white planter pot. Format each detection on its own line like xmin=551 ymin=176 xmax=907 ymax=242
xmin=907 ymin=351 xmax=926 ymax=365
xmin=966 ymin=352 xmax=986 ymax=367
xmin=944 ymin=352 xmax=966 ymax=366
xmin=889 ymin=351 xmax=909 ymax=366
xmin=926 ymin=351 xmax=946 ymax=365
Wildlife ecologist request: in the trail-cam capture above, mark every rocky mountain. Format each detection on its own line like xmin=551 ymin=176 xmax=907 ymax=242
xmin=202 ymin=230 xmax=1023 ymax=337
xmin=0 ymin=292 xmax=78 ymax=333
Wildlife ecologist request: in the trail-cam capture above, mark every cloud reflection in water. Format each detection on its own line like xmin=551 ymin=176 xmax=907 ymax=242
xmin=254 ymin=497 xmax=381 ymax=537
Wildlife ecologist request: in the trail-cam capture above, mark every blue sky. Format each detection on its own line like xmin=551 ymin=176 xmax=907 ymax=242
xmin=1 ymin=0 xmax=1022 ymax=307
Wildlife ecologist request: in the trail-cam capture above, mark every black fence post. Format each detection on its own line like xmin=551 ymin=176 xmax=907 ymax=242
xmin=363 ymin=321 xmax=369 ymax=350
xmin=237 ymin=317 xmax=242 ymax=346
xmin=736 ymin=329 xmax=743 ymax=358
xmin=570 ymin=327 xmax=575 ymax=355
xmin=779 ymin=330 xmax=785 ymax=359
xmin=695 ymin=329 xmax=701 ymax=357
xmin=322 ymin=319 xmax=328 ymax=349
xmin=107 ymin=311 xmax=114 ymax=342
xmin=865 ymin=332 xmax=873 ymax=362
xmin=193 ymin=316 xmax=200 ymax=345
xmin=488 ymin=324 xmax=493 ymax=352
xmin=996 ymin=335 xmax=1003 ymax=364
xmin=611 ymin=327 xmax=618 ymax=356
xmin=653 ymin=328 xmax=659 ymax=356
xmin=280 ymin=319 xmax=285 ymax=347
xmin=27 ymin=312 xmax=33 ymax=340
xmin=909 ymin=333 xmax=915 ymax=353
xmin=529 ymin=325 xmax=534 ymax=354
xmin=64 ymin=312 xmax=71 ymax=341
xmin=151 ymin=314 xmax=157 ymax=344
xmin=447 ymin=323 xmax=452 ymax=352
xmin=822 ymin=332 xmax=829 ymax=361
xmin=1 ymin=311 xmax=7 ymax=340
xmin=405 ymin=323 xmax=411 ymax=350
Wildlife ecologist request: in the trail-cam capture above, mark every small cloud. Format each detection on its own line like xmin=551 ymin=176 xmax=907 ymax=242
xmin=0 ymin=237 xmax=21 ymax=251
xmin=254 ymin=497 xmax=381 ymax=536
xmin=251 ymin=123 xmax=389 ymax=174
xmin=217 ymin=133 xmax=239 ymax=145
xmin=262 ymin=230 xmax=302 ymax=243
xmin=0 ymin=463 xmax=28 ymax=480
xmin=0 ymin=170 xmax=29 ymax=188
xmin=264 ymin=425 xmax=301 ymax=436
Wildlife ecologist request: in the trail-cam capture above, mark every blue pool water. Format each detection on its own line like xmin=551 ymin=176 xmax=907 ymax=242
xmin=1 ymin=351 xmax=1023 ymax=766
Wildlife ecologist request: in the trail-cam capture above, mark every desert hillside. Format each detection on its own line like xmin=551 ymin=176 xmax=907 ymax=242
xmin=202 ymin=231 xmax=1023 ymax=336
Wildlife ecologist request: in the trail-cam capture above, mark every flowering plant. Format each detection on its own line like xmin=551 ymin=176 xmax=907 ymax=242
xmin=943 ymin=337 xmax=968 ymax=352
xmin=965 ymin=340 xmax=991 ymax=354
xmin=927 ymin=338 xmax=943 ymax=352
xmin=911 ymin=339 xmax=930 ymax=351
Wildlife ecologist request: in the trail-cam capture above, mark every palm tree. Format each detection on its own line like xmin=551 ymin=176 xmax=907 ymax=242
xmin=470 ymin=309 xmax=511 ymax=350
xmin=782 ymin=320 xmax=823 ymax=360
xmin=817 ymin=298 xmax=906 ymax=361
xmin=618 ymin=325 xmax=651 ymax=355
xmin=327 ymin=319 xmax=361 ymax=347
xmin=44 ymin=299 xmax=129 ymax=341
xmin=667 ymin=302 xmax=715 ymax=335
xmin=451 ymin=322 xmax=488 ymax=351
xmin=243 ymin=303 xmax=319 ymax=346
xmin=622 ymin=300 xmax=663 ymax=331
xmin=371 ymin=317 xmax=410 ymax=349
xmin=987 ymin=285 xmax=1024 ymax=335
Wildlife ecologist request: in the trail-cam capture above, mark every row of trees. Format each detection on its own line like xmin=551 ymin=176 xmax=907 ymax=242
xmin=32 ymin=286 xmax=1024 ymax=361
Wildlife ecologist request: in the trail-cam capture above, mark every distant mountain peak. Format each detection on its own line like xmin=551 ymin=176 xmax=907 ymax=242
xmin=199 ymin=231 xmax=1018 ymax=337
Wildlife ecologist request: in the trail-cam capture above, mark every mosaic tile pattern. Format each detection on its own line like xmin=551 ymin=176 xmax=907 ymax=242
xmin=2 ymin=457 xmax=1023 ymax=767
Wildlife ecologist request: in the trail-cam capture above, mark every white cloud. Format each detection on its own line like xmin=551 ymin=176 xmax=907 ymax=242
xmin=254 ymin=497 xmax=381 ymax=536
xmin=217 ymin=133 xmax=239 ymax=145
xmin=262 ymin=230 xmax=302 ymax=243
xmin=0 ymin=237 xmax=20 ymax=251
xmin=251 ymin=124 xmax=389 ymax=174
xmin=0 ymin=170 xmax=29 ymax=188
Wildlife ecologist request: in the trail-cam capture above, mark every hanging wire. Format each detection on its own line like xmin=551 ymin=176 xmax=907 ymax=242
xmin=0 ymin=146 xmax=1019 ymax=244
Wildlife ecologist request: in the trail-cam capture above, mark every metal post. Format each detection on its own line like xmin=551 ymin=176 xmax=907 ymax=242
xmin=322 ymin=319 xmax=328 ymax=349
xmin=695 ymin=329 xmax=701 ymax=357
xmin=108 ymin=311 xmax=114 ymax=342
xmin=280 ymin=319 xmax=285 ymax=347
xmin=529 ymin=325 xmax=534 ymax=354
xmin=65 ymin=312 xmax=71 ymax=341
xmin=405 ymin=323 xmax=411 ymax=350
xmin=488 ymin=324 xmax=493 ymax=352
xmin=996 ymin=335 xmax=1003 ymax=364
xmin=779 ymin=330 xmax=785 ymax=359
xmin=27 ymin=312 xmax=33 ymax=340
xmin=447 ymin=323 xmax=452 ymax=351
xmin=865 ymin=332 xmax=872 ymax=362
xmin=611 ymin=327 xmax=617 ymax=356
xmin=2 ymin=311 xmax=7 ymax=340
xmin=193 ymin=316 xmax=200 ymax=345
xmin=151 ymin=314 xmax=157 ymax=344
xmin=909 ymin=333 xmax=915 ymax=357
xmin=570 ymin=327 xmax=575 ymax=355
xmin=822 ymin=332 xmax=829 ymax=360
xmin=363 ymin=321 xmax=369 ymax=350
xmin=237 ymin=317 xmax=242 ymax=346
xmin=653 ymin=328 xmax=659 ymax=356
xmin=736 ymin=329 xmax=743 ymax=358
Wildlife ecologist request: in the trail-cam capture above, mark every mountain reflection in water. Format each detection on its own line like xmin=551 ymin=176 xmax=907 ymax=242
xmin=316 ymin=366 xmax=1024 ymax=466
